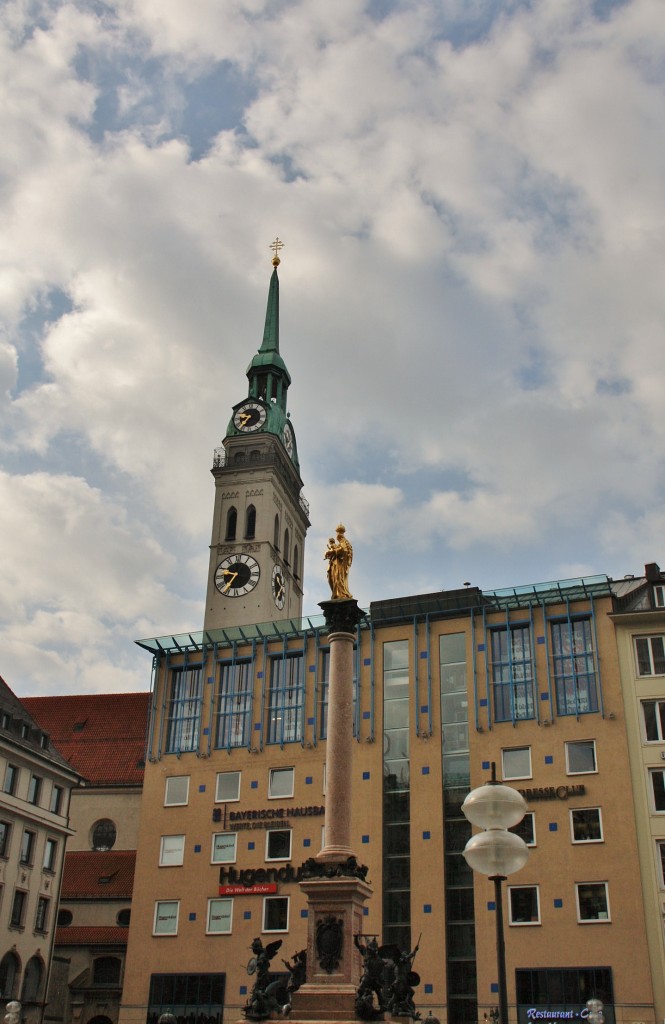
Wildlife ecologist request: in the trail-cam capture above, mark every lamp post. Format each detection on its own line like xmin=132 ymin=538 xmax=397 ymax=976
xmin=461 ymin=764 xmax=530 ymax=1024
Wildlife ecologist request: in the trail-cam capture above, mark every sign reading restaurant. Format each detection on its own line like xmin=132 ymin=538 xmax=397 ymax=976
xmin=212 ymin=804 xmax=325 ymax=829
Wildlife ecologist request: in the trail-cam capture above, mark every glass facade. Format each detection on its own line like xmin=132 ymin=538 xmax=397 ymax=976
xmin=267 ymin=653 xmax=305 ymax=744
xmin=216 ymin=660 xmax=253 ymax=749
xmin=383 ymin=639 xmax=411 ymax=952
xmin=166 ymin=666 xmax=203 ymax=753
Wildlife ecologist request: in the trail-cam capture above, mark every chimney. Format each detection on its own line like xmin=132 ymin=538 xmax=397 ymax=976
xmin=645 ymin=562 xmax=661 ymax=581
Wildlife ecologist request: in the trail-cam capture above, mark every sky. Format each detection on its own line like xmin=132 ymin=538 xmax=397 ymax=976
xmin=1 ymin=0 xmax=664 ymax=696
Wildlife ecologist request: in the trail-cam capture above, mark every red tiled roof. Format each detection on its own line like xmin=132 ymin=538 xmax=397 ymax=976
xmin=21 ymin=692 xmax=149 ymax=786
xmin=56 ymin=926 xmax=129 ymax=946
xmin=61 ymin=850 xmax=136 ymax=899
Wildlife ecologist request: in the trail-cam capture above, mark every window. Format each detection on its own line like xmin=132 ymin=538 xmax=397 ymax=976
xmin=245 ymin=505 xmax=256 ymax=540
xmin=570 ymin=808 xmax=603 ymax=843
xmin=551 ymin=618 xmax=598 ymax=715
xmin=117 ymin=908 xmax=131 ymax=926
xmin=269 ymin=767 xmax=294 ymax=798
xmin=10 ymin=890 xmax=26 ymax=928
xmin=35 ymin=896 xmax=50 ymax=933
xmin=57 ymin=909 xmax=73 ymax=926
xmin=43 ymin=838 xmax=58 ymax=871
xmin=91 ymin=819 xmax=117 ymax=851
xmin=642 ymin=699 xmax=665 ymax=742
xmin=654 ymin=585 xmax=665 ymax=608
xmin=153 ymin=900 xmax=179 ymax=935
xmin=283 ymin=528 xmax=290 ymax=564
xmin=266 ymin=829 xmax=292 ymax=861
xmin=491 ymin=625 xmax=534 ymax=721
xmin=3 ymin=763 xmax=18 ymax=795
xmin=575 ymin=882 xmax=610 ymax=922
xmin=216 ymin=660 xmax=252 ymax=749
xmin=274 ymin=514 xmax=280 ymax=549
xmin=0 ymin=821 xmax=11 ymax=858
xmin=502 ymin=747 xmax=532 ymax=780
xmin=28 ymin=775 xmax=42 ymax=805
xmin=93 ymin=956 xmax=121 ymax=985
xmin=159 ymin=835 xmax=185 ymax=866
xmin=657 ymin=840 xmax=665 ymax=888
xmin=50 ymin=785 xmax=64 ymax=814
xmin=510 ymin=812 xmax=536 ymax=847
xmin=566 ymin=740 xmax=597 ymax=775
xmin=164 ymin=776 xmax=189 ymax=806
xmin=509 ymin=885 xmax=540 ymax=925
xmin=635 ymin=635 xmax=665 ymax=676
xmin=21 ymin=956 xmax=43 ymax=1001
xmin=0 ymin=951 xmax=19 ymax=999
xmin=207 ymin=898 xmax=233 ymax=934
xmin=293 ymin=545 xmax=299 ymax=579
xmin=215 ymin=771 xmax=241 ymax=802
xmin=212 ymin=832 xmax=237 ymax=863
xmin=267 ymin=652 xmax=304 ymax=745
xmin=263 ymin=895 xmax=289 ymax=932
xmin=165 ymin=666 xmax=203 ymax=753
xmin=649 ymin=768 xmax=665 ymax=811
xmin=20 ymin=829 xmax=35 ymax=865
xmin=516 ymin=968 xmax=614 ymax=1008
xmin=225 ymin=507 xmax=237 ymax=542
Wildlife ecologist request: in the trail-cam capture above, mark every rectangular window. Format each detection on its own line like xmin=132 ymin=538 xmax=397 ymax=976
xmin=10 ymin=890 xmax=26 ymax=928
xmin=215 ymin=771 xmax=241 ymax=803
xmin=212 ymin=833 xmax=237 ymax=864
xmin=43 ymin=838 xmax=58 ymax=871
xmin=576 ymin=882 xmax=610 ymax=922
xmin=50 ymin=785 xmax=64 ymax=814
xmin=510 ymin=812 xmax=536 ymax=847
xmin=207 ymin=898 xmax=233 ymax=934
xmin=269 ymin=767 xmax=294 ymax=799
xmin=35 ymin=896 xmax=49 ymax=933
xmin=164 ymin=776 xmax=189 ymax=807
xmin=165 ymin=665 xmax=203 ymax=753
xmin=656 ymin=840 xmax=665 ymax=887
xmin=570 ymin=808 xmax=603 ymax=843
xmin=502 ymin=747 xmax=532 ymax=781
xmin=28 ymin=775 xmax=42 ymax=806
xmin=642 ymin=699 xmax=665 ymax=742
xmin=551 ymin=618 xmax=598 ymax=716
xmin=491 ymin=625 xmax=534 ymax=721
xmin=267 ymin=652 xmax=304 ymax=744
xmin=654 ymin=585 xmax=665 ymax=608
xmin=153 ymin=900 xmax=180 ymax=935
xmin=516 ymin=968 xmax=614 ymax=1007
xmin=3 ymin=763 xmax=18 ymax=796
xmin=266 ymin=829 xmax=292 ymax=861
xmin=509 ymin=885 xmax=540 ymax=925
xmin=159 ymin=835 xmax=185 ymax=866
xmin=262 ymin=896 xmax=289 ymax=932
xmin=650 ymin=769 xmax=665 ymax=811
xmin=20 ymin=830 xmax=35 ymax=865
xmin=566 ymin=740 xmax=597 ymax=775
xmin=0 ymin=821 xmax=11 ymax=858
xmin=635 ymin=635 xmax=665 ymax=676
xmin=215 ymin=660 xmax=252 ymax=749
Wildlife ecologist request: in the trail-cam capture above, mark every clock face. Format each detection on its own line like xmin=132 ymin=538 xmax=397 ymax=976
xmin=282 ymin=421 xmax=294 ymax=458
xmin=215 ymin=554 xmax=261 ymax=597
xmin=271 ymin=564 xmax=286 ymax=609
xmin=234 ymin=402 xmax=267 ymax=433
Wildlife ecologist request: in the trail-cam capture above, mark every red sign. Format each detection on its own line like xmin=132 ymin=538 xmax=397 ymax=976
xmin=218 ymin=883 xmax=278 ymax=896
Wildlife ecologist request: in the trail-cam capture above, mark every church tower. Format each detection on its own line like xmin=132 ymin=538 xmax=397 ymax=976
xmin=204 ymin=241 xmax=309 ymax=630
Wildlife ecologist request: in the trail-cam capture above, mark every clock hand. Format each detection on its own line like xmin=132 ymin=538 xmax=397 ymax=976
xmin=222 ymin=571 xmax=238 ymax=593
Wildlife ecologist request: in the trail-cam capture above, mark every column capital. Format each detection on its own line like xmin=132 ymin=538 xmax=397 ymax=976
xmin=318 ymin=598 xmax=366 ymax=635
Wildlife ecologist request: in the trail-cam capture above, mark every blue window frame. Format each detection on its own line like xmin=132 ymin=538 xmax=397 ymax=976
xmin=166 ymin=666 xmax=203 ymax=753
xmin=267 ymin=652 xmax=304 ymax=745
xmin=215 ymin=660 xmax=253 ymax=749
xmin=491 ymin=625 xmax=535 ymax=722
xmin=551 ymin=618 xmax=598 ymax=716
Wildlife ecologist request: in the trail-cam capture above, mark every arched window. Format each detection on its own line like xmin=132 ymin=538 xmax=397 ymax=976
xmin=283 ymin=529 xmax=290 ymax=565
xmin=0 ymin=952 xmax=19 ymax=999
xmin=274 ymin=514 xmax=280 ymax=550
xmin=245 ymin=506 xmax=256 ymax=540
xmin=92 ymin=957 xmax=122 ymax=986
xmin=91 ymin=819 xmax=116 ymax=852
xmin=293 ymin=545 xmax=299 ymax=580
xmin=234 ymin=452 xmax=246 ymax=464
xmin=225 ymin=507 xmax=237 ymax=542
xmin=250 ymin=449 xmax=261 ymax=463
xmin=21 ymin=956 xmax=43 ymax=1002
xmin=116 ymin=908 xmax=131 ymax=927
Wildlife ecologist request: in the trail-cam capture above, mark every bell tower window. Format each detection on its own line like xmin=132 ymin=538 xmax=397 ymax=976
xmin=225 ymin=508 xmax=237 ymax=542
xmin=245 ymin=506 xmax=256 ymax=540
xmin=284 ymin=529 xmax=290 ymax=565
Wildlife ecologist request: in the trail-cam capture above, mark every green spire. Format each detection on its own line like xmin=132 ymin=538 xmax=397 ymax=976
xmin=246 ymin=253 xmax=291 ymax=409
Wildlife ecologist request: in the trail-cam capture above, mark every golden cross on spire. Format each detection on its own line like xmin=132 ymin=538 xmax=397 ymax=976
xmin=269 ymin=237 xmax=284 ymax=266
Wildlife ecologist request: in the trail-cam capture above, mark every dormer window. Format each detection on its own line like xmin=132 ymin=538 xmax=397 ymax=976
xmin=654 ymin=585 xmax=665 ymax=608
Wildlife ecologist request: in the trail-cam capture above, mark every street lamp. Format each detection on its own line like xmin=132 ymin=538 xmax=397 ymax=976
xmin=461 ymin=764 xmax=530 ymax=1024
